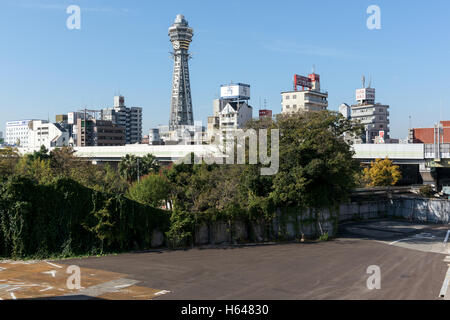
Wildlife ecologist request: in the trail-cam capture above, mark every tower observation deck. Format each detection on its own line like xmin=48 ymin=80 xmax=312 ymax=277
xmin=168 ymin=14 xmax=194 ymax=130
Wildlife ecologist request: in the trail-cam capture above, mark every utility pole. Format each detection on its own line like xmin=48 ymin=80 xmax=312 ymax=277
xmin=137 ymin=157 xmax=140 ymax=182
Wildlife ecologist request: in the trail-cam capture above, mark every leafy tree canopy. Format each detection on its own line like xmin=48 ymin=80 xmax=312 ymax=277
xmin=127 ymin=174 xmax=171 ymax=208
xmin=363 ymin=157 xmax=402 ymax=187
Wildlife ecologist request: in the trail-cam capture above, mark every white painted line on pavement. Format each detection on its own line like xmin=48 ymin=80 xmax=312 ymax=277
xmin=155 ymin=290 xmax=171 ymax=296
xmin=439 ymin=266 xmax=450 ymax=298
xmin=42 ymin=270 xmax=57 ymax=277
xmin=114 ymin=283 xmax=134 ymax=289
xmin=390 ymin=233 xmax=436 ymax=246
xmin=10 ymin=293 xmax=16 ymax=300
xmin=45 ymin=261 xmax=63 ymax=269
xmin=444 ymin=230 xmax=450 ymax=245
xmin=39 ymin=286 xmax=53 ymax=292
xmin=389 ymin=238 xmax=410 ymax=245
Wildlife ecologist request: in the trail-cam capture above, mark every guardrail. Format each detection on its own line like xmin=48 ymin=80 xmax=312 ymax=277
xmin=351 ymin=186 xmax=419 ymax=197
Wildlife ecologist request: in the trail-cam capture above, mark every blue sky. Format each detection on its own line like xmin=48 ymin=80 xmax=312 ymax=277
xmin=1 ymin=0 xmax=450 ymax=139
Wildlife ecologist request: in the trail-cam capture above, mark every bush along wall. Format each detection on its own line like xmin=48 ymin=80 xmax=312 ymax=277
xmin=0 ymin=176 xmax=170 ymax=259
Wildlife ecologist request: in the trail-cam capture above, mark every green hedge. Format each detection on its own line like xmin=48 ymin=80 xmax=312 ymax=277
xmin=0 ymin=176 xmax=170 ymax=259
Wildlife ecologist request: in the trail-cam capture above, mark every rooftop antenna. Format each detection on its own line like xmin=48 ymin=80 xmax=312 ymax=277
xmin=312 ymin=64 xmax=316 ymax=74
xmin=368 ymin=75 xmax=372 ymax=88
xmin=362 ymin=75 xmax=366 ymax=88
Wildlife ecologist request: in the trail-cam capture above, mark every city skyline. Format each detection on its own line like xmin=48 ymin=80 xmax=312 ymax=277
xmin=1 ymin=0 xmax=450 ymax=138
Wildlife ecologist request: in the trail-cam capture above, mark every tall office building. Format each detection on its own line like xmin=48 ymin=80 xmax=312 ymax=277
xmin=102 ymin=96 xmax=142 ymax=144
xmin=168 ymin=14 xmax=194 ymax=130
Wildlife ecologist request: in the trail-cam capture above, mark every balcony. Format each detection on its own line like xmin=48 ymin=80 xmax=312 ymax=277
xmin=304 ymin=97 xmax=327 ymax=105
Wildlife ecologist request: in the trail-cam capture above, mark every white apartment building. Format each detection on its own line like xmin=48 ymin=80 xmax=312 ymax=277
xmin=350 ymin=87 xmax=390 ymax=144
xmin=28 ymin=120 xmax=70 ymax=149
xmin=5 ymin=120 xmax=34 ymax=147
xmin=281 ymin=73 xmax=328 ymax=114
xmin=207 ymin=98 xmax=232 ymax=138
xmin=339 ymin=103 xmax=351 ymax=120
xmin=219 ymin=101 xmax=253 ymax=133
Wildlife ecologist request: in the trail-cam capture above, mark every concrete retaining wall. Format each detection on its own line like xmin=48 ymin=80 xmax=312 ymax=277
xmin=387 ymin=198 xmax=450 ymax=224
xmin=162 ymin=198 xmax=449 ymax=247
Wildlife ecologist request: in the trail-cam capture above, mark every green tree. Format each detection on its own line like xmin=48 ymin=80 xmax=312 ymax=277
xmin=101 ymin=164 xmax=129 ymax=194
xmin=15 ymin=156 xmax=54 ymax=184
xmin=119 ymin=154 xmax=138 ymax=182
xmin=363 ymin=157 xmax=402 ymax=187
xmin=0 ymin=147 xmax=20 ymax=180
xmin=140 ymin=154 xmax=160 ymax=176
xmin=119 ymin=154 xmax=160 ymax=182
xmin=28 ymin=145 xmax=51 ymax=162
xmin=127 ymin=174 xmax=171 ymax=208
xmin=269 ymin=111 xmax=360 ymax=210
xmin=49 ymin=146 xmax=77 ymax=176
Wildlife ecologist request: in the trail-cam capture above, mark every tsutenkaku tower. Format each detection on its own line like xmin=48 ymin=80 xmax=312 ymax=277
xmin=168 ymin=14 xmax=194 ymax=130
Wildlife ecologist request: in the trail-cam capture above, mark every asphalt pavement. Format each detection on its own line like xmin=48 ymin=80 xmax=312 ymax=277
xmin=55 ymin=219 xmax=450 ymax=300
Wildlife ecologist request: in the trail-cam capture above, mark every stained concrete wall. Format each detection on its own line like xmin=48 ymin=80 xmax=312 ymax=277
xmin=387 ymin=198 xmax=450 ymax=224
xmin=190 ymin=207 xmax=340 ymax=245
xmin=152 ymin=198 xmax=449 ymax=247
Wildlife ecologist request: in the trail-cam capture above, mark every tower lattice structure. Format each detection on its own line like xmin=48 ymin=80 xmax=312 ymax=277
xmin=168 ymin=14 xmax=194 ymax=130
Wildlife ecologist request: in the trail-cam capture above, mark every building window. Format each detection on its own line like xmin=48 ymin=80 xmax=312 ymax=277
xmin=285 ymin=95 xmax=290 ymax=100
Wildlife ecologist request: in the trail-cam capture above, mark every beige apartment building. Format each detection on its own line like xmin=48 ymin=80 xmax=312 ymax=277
xmin=281 ymin=73 xmax=328 ymax=114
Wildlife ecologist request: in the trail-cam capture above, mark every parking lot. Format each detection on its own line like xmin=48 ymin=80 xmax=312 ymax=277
xmin=1 ymin=219 xmax=449 ymax=300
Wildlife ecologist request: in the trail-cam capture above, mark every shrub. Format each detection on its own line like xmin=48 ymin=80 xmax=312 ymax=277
xmin=419 ymin=185 xmax=434 ymax=198
xmin=0 ymin=176 xmax=170 ymax=258
xmin=318 ymin=233 xmax=330 ymax=242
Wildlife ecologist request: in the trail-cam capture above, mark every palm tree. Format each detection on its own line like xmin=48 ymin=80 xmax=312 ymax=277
xmin=119 ymin=153 xmax=160 ymax=182
xmin=119 ymin=154 xmax=138 ymax=182
xmin=140 ymin=154 xmax=160 ymax=176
